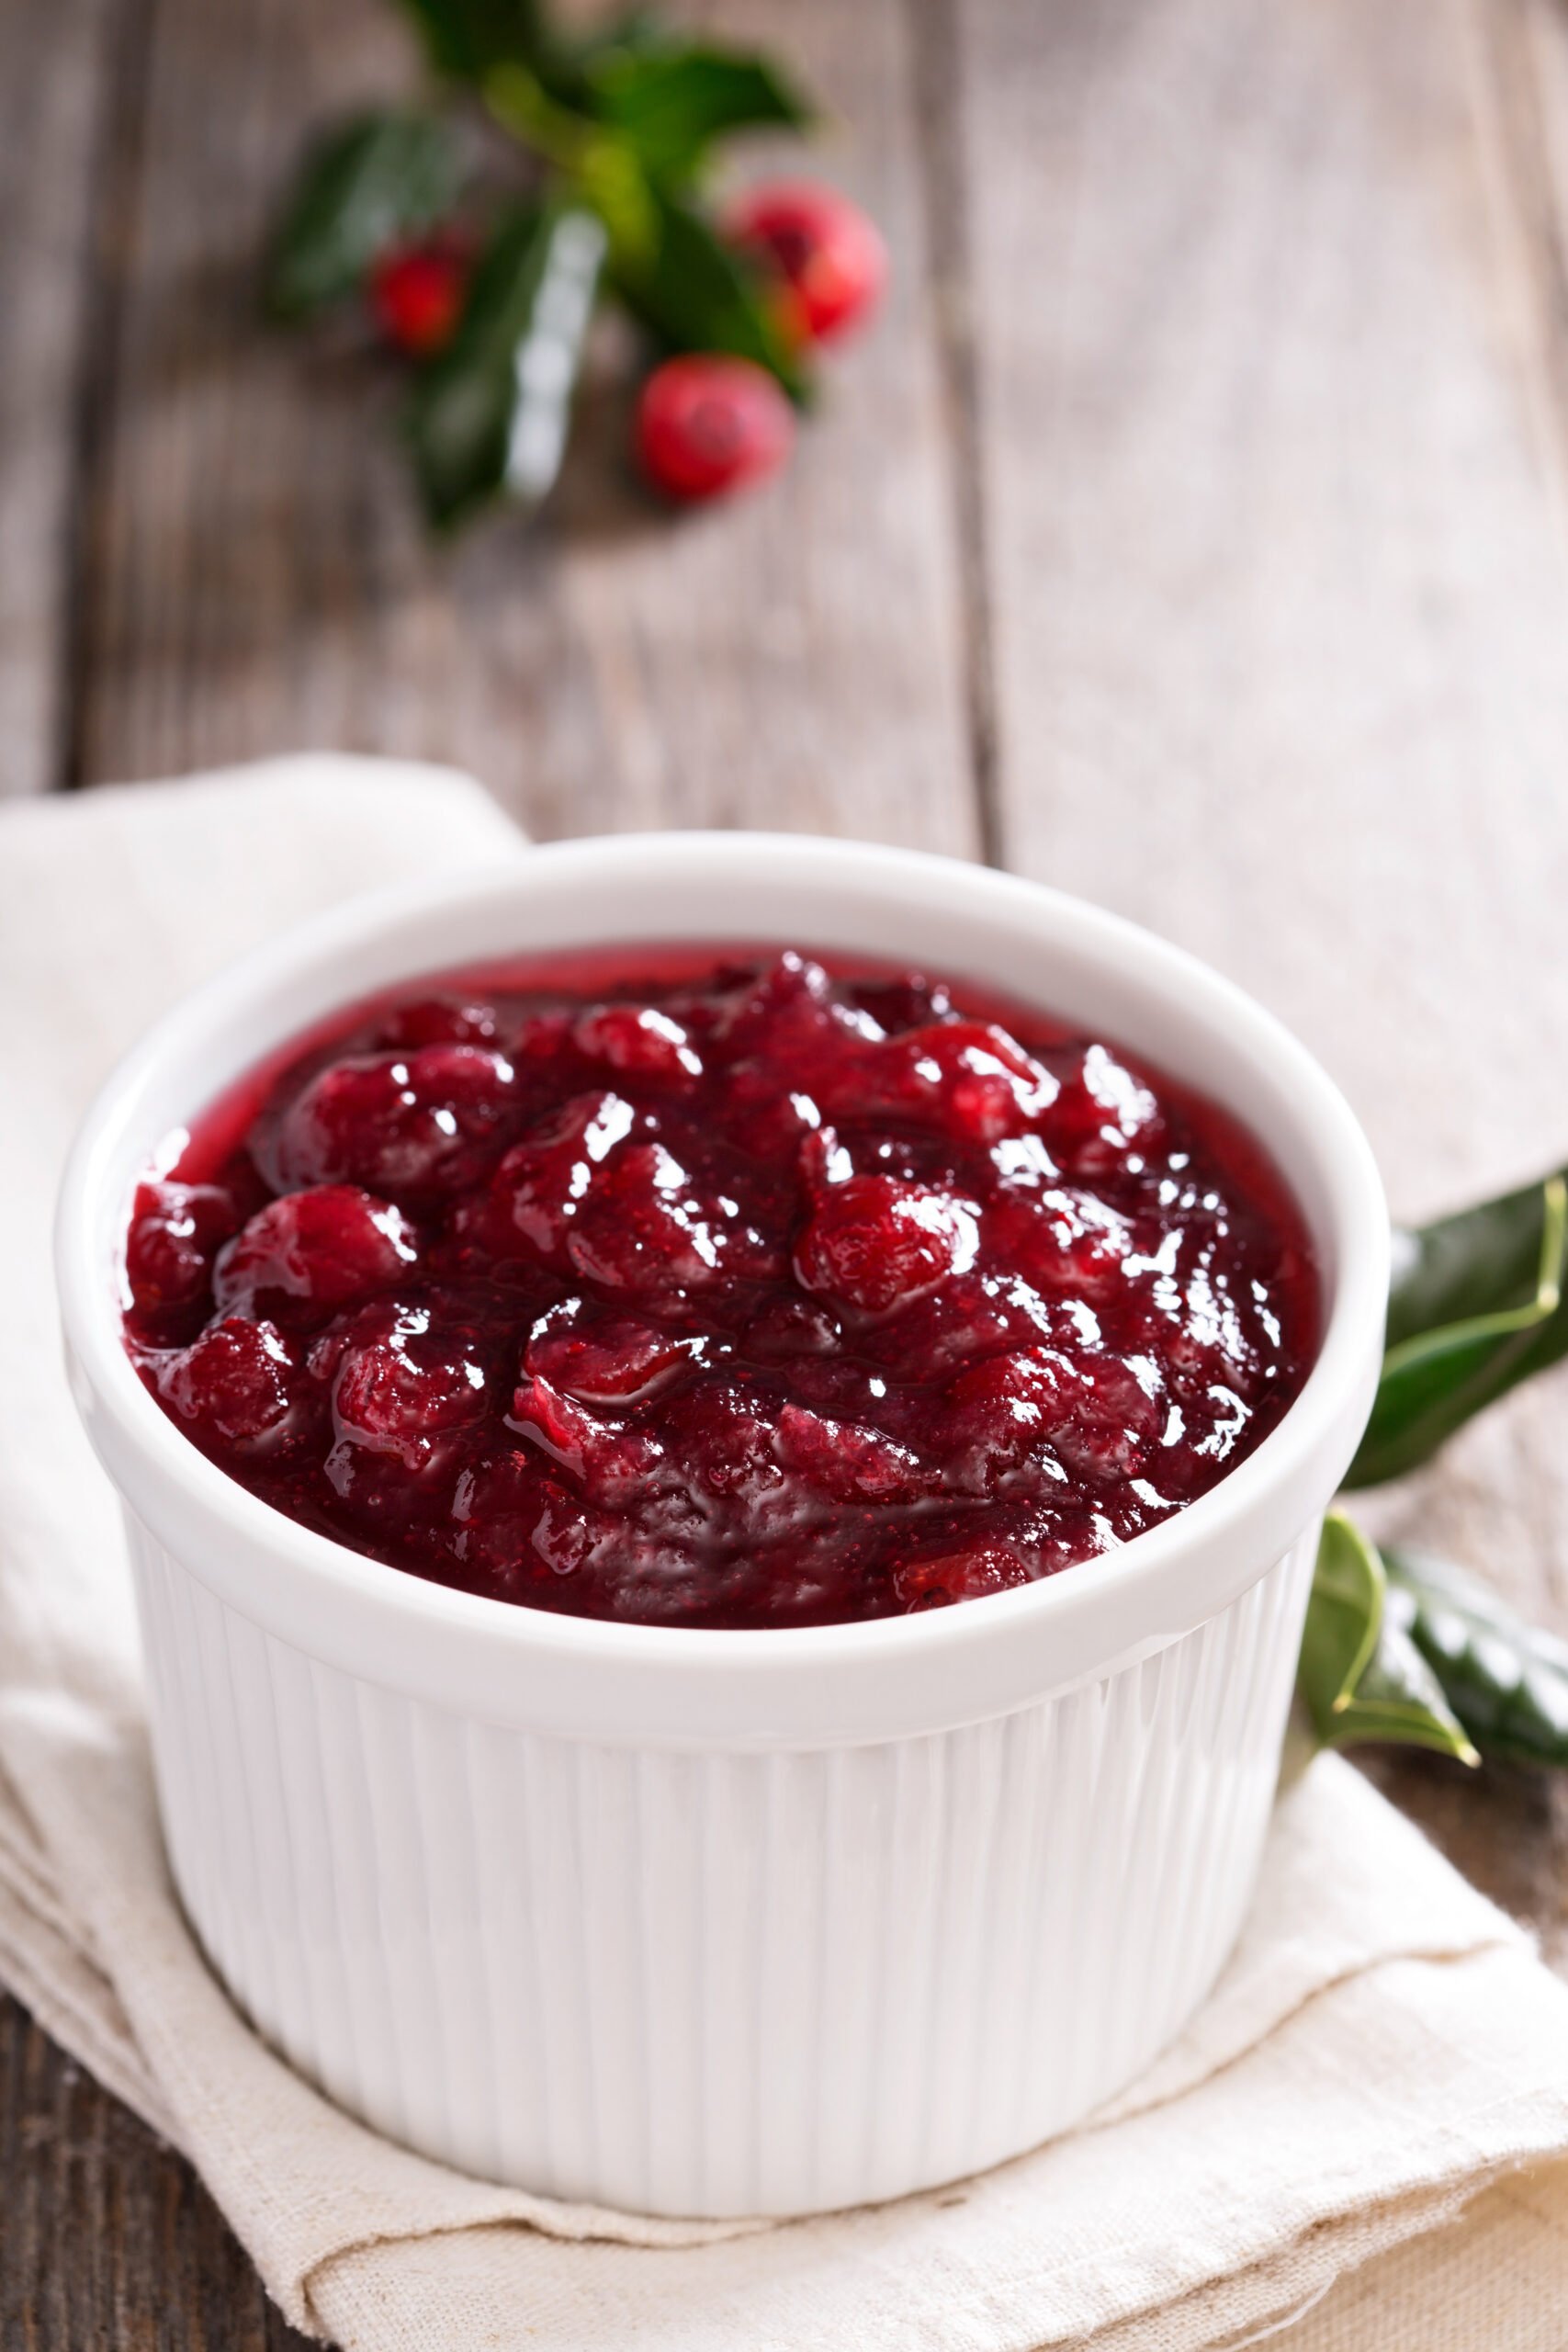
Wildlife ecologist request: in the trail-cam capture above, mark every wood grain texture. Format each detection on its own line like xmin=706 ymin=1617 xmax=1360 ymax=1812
xmin=0 ymin=0 xmax=117 ymax=797
xmin=0 ymin=1992 xmax=312 ymax=2349
xmin=70 ymin=0 xmax=976 ymax=851
xmin=1506 ymin=0 xmax=1568 ymax=407
xmin=12 ymin=0 xmax=1568 ymax=2342
xmin=962 ymin=0 xmax=1568 ymax=1216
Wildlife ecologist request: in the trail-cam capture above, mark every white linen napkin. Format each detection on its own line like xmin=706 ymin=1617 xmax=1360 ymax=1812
xmin=4 ymin=755 xmax=1568 ymax=2352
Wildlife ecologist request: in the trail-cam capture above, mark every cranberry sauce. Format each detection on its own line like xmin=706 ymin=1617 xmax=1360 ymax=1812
xmin=121 ymin=949 xmax=1319 ymax=1629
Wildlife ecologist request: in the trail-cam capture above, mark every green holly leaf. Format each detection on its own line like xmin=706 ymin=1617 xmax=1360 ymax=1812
xmin=1297 ymin=1513 xmax=1478 ymax=1762
xmin=1346 ymin=1170 xmax=1568 ymax=1487
xmin=610 ymin=189 xmax=807 ymax=398
xmin=483 ymin=61 xmax=662 ymax=263
xmin=406 ymin=200 xmax=605 ymax=528
xmin=579 ymin=43 xmax=813 ymax=184
xmin=1384 ymin=1548 xmax=1568 ymax=1769
xmin=267 ymin=112 xmax=467 ymax=318
xmin=395 ymin=0 xmax=550 ymax=81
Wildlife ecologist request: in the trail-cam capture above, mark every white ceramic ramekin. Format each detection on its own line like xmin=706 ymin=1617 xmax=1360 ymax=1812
xmin=56 ymin=835 xmax=1387 ymax=2219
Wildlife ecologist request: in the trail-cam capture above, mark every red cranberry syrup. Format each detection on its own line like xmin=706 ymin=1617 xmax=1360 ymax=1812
xmin=121 ymin=950 xmax=1319 ymax=1629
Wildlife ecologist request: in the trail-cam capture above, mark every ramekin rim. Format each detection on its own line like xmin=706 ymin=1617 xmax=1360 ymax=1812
xmin=55 ymin=831 xmax=1390 ymax=1686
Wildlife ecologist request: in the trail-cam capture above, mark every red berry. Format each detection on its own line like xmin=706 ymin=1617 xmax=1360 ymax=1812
xmin=725 ymin=180 xmax=887 ymax=345
xmin=571 ymin=1002 xmax=702 ymax=1082
xmin=126 ymin=1182 xmax=238 ymax=1316
xmin=1042 ymin=1045 xmax=1166 ymax=1177
xmin=368 ymin=234 xmax=470 ymax=357
xmin=793 ymin=1173 xmax=979 ymax=1316
xmin=824 ymin=1022 xmax=1058 ymax=1142
xmin=374 ymin=995 xmax=500 ymax=1050
xmin=987 ymin=1188 xmax=1131 ymax=1301
xmin=524 ymin=1300 xmax=701 ymax=1405
xmin=634 ymin=356 xmax=795 ymax=503
xmin=510 ymin=1008 xmax=573 ymax=1067
xmin=472 ymin=1090 xmax=638 ymax=1265
xmin=450 ymin=1454 xmax=609 ymax=1596
xmin=332 ymin=1306 xmax=488 ymax=1462
xmin=716 ymin=954 xmax=858 ymax=1086
xmin=941 ymin=1349 xmax=1068 ymax=1491
xmin=157 ymin=1317 xmax=298 ymax=1448
xmin=213 ymin=1185 xmax=417 ymax=1321
xmin=508 ymin=1374 xmax=663 ymax=1508
xmin=274 ymin=1044 xmax=518 ymax=1199
xmin=566 ymin=1141 xmax=726 ymax=1295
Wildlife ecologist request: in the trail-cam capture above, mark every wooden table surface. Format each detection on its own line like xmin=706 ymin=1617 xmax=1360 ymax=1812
xmin=8 ymin=0 xmax=1568 ymax=2340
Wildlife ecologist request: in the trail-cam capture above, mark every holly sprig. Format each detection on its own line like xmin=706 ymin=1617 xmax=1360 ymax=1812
xmin=266 ymin=1 xmax=884 ymax=525
xmin=1300 ymin=1165 xmax=1568 ymax=1768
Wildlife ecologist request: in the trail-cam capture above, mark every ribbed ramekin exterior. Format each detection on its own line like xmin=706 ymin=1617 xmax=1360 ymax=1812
xmin=128 ymin=1511 xmax=1316 ymax=2218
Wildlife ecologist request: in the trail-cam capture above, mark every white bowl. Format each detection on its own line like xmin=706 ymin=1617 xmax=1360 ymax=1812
xmin=56 ymin=834 xmax=1388 ymax=2218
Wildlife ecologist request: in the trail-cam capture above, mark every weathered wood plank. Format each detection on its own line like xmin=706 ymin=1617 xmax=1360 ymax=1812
xmin=1502 ymin=0 xmax=1568 ymax=564
xmin=0 ymin=0 xmax=118 ymax=797
xmin=72 ymin=0 xmax=976 ymax=853
xmin=15 ymin=0 xmax=1568 ymax=2343
xmin=0 ymin=1991 xmax=313 ymax=2349
xmin=1511 ymin=0 xmax=1568 ymax=304
xmin=962 ymin=0 xmax=1568 ymax=1218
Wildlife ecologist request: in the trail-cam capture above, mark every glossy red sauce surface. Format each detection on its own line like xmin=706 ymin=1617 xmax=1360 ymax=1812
xmin=121 ymin=948 xmax=1319 ymax=1629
